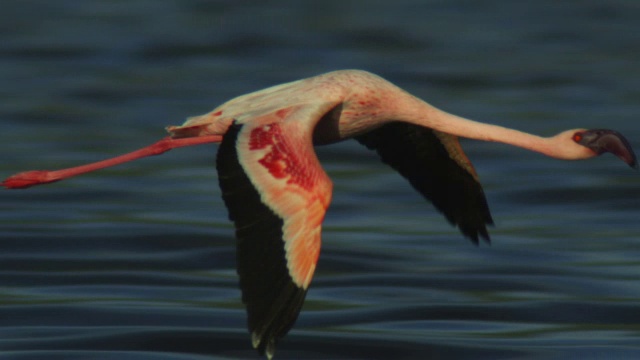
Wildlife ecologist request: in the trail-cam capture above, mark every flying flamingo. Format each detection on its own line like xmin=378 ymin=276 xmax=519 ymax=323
xmin=3 ymin=70 xmax=637 ymax=359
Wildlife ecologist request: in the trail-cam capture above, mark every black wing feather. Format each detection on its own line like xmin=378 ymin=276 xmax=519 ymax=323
xmin=216 ymin=122 xmax=307 ymax=357
xmin=356 ymin=122 xmax=493 ymax=244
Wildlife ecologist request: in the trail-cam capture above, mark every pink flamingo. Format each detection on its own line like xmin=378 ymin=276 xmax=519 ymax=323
xmin=3 ymin=70 xmax=637 ymax=358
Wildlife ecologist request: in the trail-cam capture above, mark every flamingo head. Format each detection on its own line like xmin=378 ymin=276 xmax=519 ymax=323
xmin=564 ymin=129 xmax=638 ymax=169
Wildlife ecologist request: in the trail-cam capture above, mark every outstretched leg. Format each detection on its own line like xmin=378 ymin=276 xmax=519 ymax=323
xmin=3 ymin=135 xmax=222 ymax=189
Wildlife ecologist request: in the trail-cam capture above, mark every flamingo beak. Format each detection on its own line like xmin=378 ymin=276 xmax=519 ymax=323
xmin=575 ymin=129 xmax=638 ymax=169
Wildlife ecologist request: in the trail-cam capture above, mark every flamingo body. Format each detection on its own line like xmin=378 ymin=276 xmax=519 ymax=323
xmin=3 ymin=70 xmax=637 ymax=359
xmin=169 ymin=70 xmax=401 ymax=142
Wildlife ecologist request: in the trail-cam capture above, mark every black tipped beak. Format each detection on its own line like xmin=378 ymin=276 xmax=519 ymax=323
xmin=576 ymin=129 xmax=638 ymax=169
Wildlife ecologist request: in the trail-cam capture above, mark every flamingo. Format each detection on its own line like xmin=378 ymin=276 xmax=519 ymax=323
xmin=3 ymin=70 xmax=637 ymax=359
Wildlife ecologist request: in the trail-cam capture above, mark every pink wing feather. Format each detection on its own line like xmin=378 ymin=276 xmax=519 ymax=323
xmin=216 ymin=103 xmax=336 ymax=358
xmin=239 ymin=120 xmax=332 ymax=287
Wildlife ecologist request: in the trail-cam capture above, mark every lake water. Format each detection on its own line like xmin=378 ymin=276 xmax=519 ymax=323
xmin=1 ymin=1 xmax=639 ymax=359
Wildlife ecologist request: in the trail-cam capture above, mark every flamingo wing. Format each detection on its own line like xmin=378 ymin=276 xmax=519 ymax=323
xmin=216 ymin=108 xmax=333 ymax=357
xmin=356 ymin=121 xmax=493 ymax=244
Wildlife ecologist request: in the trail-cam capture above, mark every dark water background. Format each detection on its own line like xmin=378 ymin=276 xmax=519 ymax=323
xmin=1 ymin=1 xmax=639 ymax=359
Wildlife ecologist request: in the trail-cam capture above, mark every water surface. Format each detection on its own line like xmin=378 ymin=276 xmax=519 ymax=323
xmin=1 ymin=1 xmax=639 ymax=359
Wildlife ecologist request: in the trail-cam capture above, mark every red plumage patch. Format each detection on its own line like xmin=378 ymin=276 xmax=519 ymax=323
xmin=249 ymin=124 xmax=314 ymax=192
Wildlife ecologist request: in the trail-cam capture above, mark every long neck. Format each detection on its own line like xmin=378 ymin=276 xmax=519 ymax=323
xmin=397 ymin=95 xmax=561 ymax=159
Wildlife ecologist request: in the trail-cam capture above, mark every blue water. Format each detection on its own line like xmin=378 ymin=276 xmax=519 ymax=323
xmin=1 ymin=1 xmax=639 ymax=359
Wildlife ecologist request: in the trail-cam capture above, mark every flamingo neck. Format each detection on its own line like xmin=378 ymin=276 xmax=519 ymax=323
xmin=398 ymin=97 xmax=562 ymax=159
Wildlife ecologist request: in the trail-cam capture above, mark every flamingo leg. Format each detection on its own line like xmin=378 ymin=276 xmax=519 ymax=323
xmin=2 ymin=135 xmax=223 ymax=189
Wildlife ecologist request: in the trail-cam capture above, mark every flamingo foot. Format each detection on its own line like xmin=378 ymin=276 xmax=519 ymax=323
xmin=2 ymin=170 xmax=57 ymax=189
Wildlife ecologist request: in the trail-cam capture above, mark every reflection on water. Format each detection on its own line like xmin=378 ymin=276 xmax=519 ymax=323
xmin=1 ymin=1 xmax=639 ymax=359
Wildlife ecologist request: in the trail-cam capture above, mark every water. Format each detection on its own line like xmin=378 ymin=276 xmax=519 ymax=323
xmin=1 ymin=1 xmax=639 ymax=359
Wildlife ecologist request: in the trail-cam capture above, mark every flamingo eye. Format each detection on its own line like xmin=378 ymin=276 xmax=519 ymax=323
xmin=573 ymin=133 xmax=583 ymax=142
